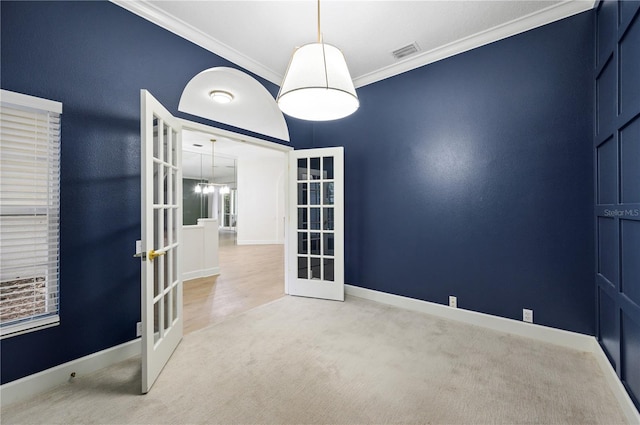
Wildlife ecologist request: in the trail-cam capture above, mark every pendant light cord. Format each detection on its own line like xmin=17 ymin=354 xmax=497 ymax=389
xmin=211 ymin=139 xmax=215 ymax=185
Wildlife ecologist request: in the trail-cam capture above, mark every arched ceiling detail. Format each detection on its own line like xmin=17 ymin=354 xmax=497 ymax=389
xmin=179 ymin=67 xmax=289 ymax=142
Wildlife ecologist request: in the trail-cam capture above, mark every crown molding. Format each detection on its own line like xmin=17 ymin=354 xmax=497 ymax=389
xmin=110 ymin=0 xmax=283 ymax=86
xmin=352 ymin=0 xmax=595 ymax=88
xmin=111 ymin=0 xmax=595 ymax=90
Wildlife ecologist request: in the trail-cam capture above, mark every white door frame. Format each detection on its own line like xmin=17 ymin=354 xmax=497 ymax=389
xmin=178 ymin=119 xmax=293 ymax=293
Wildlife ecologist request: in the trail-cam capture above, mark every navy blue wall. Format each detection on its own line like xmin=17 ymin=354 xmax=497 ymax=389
xmin=594 ymin=0 xmax=640 ymax=410
xmin=0 ymin=0 xmax=310 ymax=384
xmin=313 ymin=11 xmax=595 ymax=334
xmin=1 ymin=0 xmax=596 ymax=384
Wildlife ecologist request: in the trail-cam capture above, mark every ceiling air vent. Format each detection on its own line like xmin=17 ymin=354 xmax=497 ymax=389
xmin=392 ymin=42 xmax=420 ymax=60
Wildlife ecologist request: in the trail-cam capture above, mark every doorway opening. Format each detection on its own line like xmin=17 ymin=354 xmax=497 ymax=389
xmin=179 ymin=123 xmax=291 ymax=334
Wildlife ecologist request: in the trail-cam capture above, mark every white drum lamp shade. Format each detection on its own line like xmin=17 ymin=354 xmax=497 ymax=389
xmin=277 ymin=42 xmax=359 ymax=121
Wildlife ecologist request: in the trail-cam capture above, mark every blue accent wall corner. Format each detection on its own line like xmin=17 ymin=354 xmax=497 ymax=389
xmin=313 ymin=10 xmax=595 ymax=335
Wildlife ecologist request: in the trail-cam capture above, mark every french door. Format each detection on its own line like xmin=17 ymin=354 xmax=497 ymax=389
xmin=140 ymin=90 xmax=183 ymax=393
xmin=288 ymin=147 xmax=344 ymax=301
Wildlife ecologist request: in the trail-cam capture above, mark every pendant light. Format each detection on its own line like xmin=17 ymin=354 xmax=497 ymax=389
xmin=277 ymin=0 xmax=359 ymax=121
xmin=194 ymin=139 xmax=218 ymax=195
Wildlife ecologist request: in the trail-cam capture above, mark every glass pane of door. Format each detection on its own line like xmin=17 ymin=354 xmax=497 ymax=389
xmin=288 ymin=147 xmax=343 ymax=301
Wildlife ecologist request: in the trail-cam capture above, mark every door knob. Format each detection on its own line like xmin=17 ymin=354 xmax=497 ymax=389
xmin=148 ymin=249 xmax=167 ymax=261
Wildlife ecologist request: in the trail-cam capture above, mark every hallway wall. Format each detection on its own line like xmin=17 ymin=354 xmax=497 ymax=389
xmin=236 ymin=155 xmax=286 ymax=245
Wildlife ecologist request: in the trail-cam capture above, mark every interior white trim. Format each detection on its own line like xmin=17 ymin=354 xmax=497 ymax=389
xmin=345 ymin=284 xmax=640 ymax=422
xmin=183 ymin=267 xmax=220 ymax=282
xmin=345 ymin=285 xmax=593 ymax=351
xmin=178 ymin=119 xmax=293 ymax=154
xmin=353 ymin=0 xmax=593 ymax=87
xmin=110 ymin=0 xmax=594 ymax=89
xmin=0 ymin=339 xmax=141 ymax=408
xmin=0 ymin=316 xmax=60 ymax=340
xmin=1 ymin=89 xmax=62 ymax=113
xmin=4 ymin=288 xmax=638 ymax=421
xmin=110 ymin=0 xmax=281 ymax=86
xmin=592 ymin=343 xmax=640 ymax=424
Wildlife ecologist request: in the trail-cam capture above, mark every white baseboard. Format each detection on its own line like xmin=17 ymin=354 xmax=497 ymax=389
xmin=182 ymin=266 xmax=220 ymax=282
xmin=4 ymin=286 xmax=638 ymax=423
xmin=0 ymin=339 xmax=141 ymax=408
xmin=345 ymin=285 xmax=593 ymax=351
xmin=236 ymin=240 xmax=283 ymax=246
xmin=345 ymin=284 xmax=640 ymax=423
xmin=592 ymin=342 xmax=640 ymax=425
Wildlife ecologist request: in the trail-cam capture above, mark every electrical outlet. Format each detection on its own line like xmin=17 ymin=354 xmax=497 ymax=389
xmin=523 ymin=309 xmax=533 ymax=323
xmin=449 ymin=296 xmax=457 ymax=308
xmin=136 ymin=321 xmax=142 ymax=337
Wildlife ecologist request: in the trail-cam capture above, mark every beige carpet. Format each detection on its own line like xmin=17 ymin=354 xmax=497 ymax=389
xmin=1 ymin=296 xmax=628 ymax=424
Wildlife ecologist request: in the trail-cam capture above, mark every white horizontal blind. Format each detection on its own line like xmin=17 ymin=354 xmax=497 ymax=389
xmin=0 ymin=90 xmax=61 ymax=338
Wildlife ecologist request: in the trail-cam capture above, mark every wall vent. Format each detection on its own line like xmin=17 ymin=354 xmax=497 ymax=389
xmin=392 ymin=42 xmax=420 ymax=60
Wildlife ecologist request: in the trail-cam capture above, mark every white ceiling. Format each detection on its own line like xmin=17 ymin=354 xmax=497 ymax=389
xmin=121 ymin=1 xmax=595 ymax=179
xmin=114 ymin=0 xmax=594 ymax=88
xmin=182 ymin=129 xmax=285 ymax=182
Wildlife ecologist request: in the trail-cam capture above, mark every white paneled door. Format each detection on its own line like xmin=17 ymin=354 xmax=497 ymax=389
xmin=288 ymin=147 xmax=344 ymax=301
xmin=140 ymin=90 xmax=183 ymax=393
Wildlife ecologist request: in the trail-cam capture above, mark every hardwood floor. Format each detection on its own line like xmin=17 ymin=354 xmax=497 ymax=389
xmin=183 ymin=232 xmax=285 ymax=335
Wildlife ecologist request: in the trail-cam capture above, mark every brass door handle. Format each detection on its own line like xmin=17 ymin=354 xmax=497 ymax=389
xmin=148 ymin=249 xmax=166 ymax=261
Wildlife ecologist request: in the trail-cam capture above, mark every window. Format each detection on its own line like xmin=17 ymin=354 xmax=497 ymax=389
xmin=0 ymin=89 xmax=62 ymax=338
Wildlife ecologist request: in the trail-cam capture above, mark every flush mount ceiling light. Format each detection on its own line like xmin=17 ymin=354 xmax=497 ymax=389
xmin=209 ymin=90 xmax=234 ymax=104
xmin=277 ymin=0 xmax=359 ymax=121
